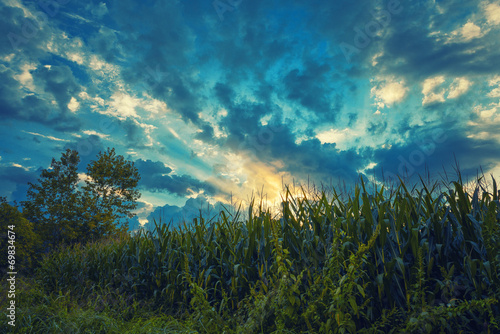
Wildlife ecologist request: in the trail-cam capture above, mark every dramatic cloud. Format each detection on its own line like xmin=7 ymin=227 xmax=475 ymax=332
xmin=134 ymin=159 xmax=215 ymax=197
xmin=1 ymin=0 xmax=499 ymax=224
xmin=0 ymin=64 xmax=82 ymax=131
xmin=370 ymin=124 xmax=500 ymax=182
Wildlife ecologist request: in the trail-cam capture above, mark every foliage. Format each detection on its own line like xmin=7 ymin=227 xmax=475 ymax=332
xmin=0 ymin=276 xmax=197 ymax=334
xmin=21 ymin=148 xmax=140 ymax=250
xmin=22 ymin=149 xmax=81 ymax=247
xmin=6 ymin=174 xmax=500 ymax=333
xmin=0 ymin=198 xmax=41 ymax=274
xmin=81 ymin=147 xmax=142 ymax=237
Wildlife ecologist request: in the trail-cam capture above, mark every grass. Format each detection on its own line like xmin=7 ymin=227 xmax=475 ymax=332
xmin=1 ymin=173 xmax=499 ymax=333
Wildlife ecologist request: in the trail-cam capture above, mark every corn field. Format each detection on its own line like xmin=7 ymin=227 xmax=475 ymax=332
xmin=25 ymin=176 xmax=500 ymax=333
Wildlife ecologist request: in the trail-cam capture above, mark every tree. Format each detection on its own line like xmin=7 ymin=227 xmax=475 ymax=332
xmin=81 ymin=147 xmax=141 ymax=239
xmin=22 ymin=149 xmax=81 ymax=247
xmin=22 ymin=148 xmax=141 ymax=249
xmin=0 ymin=198 xmax=41 ymax=274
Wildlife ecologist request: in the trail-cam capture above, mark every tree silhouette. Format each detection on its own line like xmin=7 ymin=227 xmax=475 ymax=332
xmin=22 ymin=148 xmax=141 ymax=249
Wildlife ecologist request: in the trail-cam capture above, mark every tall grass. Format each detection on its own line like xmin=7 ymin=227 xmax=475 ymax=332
xmin=3 ymin=174 xmax=499 ymax=333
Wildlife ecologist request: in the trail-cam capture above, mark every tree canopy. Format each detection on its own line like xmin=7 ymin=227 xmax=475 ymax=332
xmin=22 ymin=148 xmax=141 ymax=249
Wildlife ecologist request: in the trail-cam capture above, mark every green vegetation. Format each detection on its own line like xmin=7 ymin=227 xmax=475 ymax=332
xmin=0 ymin=199 xmax=41 ymax=275
xmin=1 ymin=149 xmax=499 ymax=332
xmin=21 ymin=148 xmax=140 ymax=250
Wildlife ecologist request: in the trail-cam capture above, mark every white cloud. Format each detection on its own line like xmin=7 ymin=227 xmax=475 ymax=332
xmin=168 ymin=127 xmax=182 ymax=140
xmin=456 ymin=21 xmax=483 ymax=41
xmin=484 ymin=163 xmax=500 ymax=184
xmin=468 ymin=102 xmax=500 ymax=143
xmin=11 ymin=163 xmax=30 ymax=171
xmin=488 ymin=76 xmax=500 ymax=97
xmin=218 ymin=108 xmax=228 ymax=117
xmin=5 ymin=0 xmax=34 ymax=18
xmin=141 ymin=94 xmax=170 ymax=115
xmin=133 ymin=120 xmax=157 ymax=147
xmin=133 ymin=199 xmax=154 ymax=220
xmin=447 ymin=77 xmax=472 ymax=99
xmin=371 ymin=52 xmax=383 ymax=66
xmin=62 ymin=12 xmax=93 ymax=24
xmin=77 ymin=172 xmax=89 ymax=184
xmin=473 ymin=102 xmax=500 ymax=120
xmin=439 ymin=19 xmax=484 ymax=44
xmin=88 ymin=55 xmax=121 ymax=82
xmin=89 ymin=56 xmax=106 ymax=71
xmin=316 ymin=128 xmax=351 ymax=146
xmin=359 ymin=162 xmax=377 ymax=173
xmin=22 ymin=131 xmax=69 ymax=142
xmin=3 ymin=54 xmax=15 ymax=62
xmin=422 ymin=76 xmax=446 ymax=105
xmin=423 ymin=76 xmax=473 ymax=104
xmin=488 ymin=88 xmax=500 ymax=97
xmin=14 ymin=63 xmax=36 ymax=91
xmin=79 ymin=91 xmax=106 ymax=111
xmin=67 ymin=97 xmax=80 ymax=112
xmin=485 ymin=2 xmax=500 ymax=26
xmin=467 ymin=131 xmax=494 ymax=140
xmin=67 ymin=52 xmax=84 ymax=65
xmin=490 ymin=76 xmax=500 ymax=86
xmin=371 ymin=78 xmax=409 ymax=107
xmin=82 ymin=130 xmax=109 ymax=138
xmin=422 ymin=76 xmax=445 ymax=95
xmin=108 ymin=92 xmax=140 ymax=119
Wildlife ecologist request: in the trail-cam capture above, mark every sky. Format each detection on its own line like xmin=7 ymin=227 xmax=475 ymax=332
xmin=1 ymin=0 xmax=500 ymax=228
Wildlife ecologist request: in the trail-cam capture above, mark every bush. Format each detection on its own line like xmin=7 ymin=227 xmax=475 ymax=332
xmin=0 ymin=199 xmax=41 ymax=275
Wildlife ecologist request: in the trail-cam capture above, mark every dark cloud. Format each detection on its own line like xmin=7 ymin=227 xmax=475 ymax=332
xmin=232 ymin=123 xmax=367 ymax=185
xmin=213 ymin=77 xmax=364 ymax=185
xmin=116 ymin=118 xmax=151 ymax=148
xmin=89 ymin=26 xmax=123 ymax=63
xmin=33 ymin=65 xmax=81 ymax=113
xmin=370 ymin=1 xmax=500 ymax=80
xmin=65 ymin=140 xmax=218 ymax=198
xmin=223 ymin=101 xmax=268 ymax=139
xmin=0 ymin=4 xmax=54 ymax=58
xmin=380 ymin=29 xmax=500 ymax=81
xmin=367 ymin=121 xmax=388 ymax=136
xmin=214 ymin=81 xmax=288 ymax=152
xmin=283 ymin=62 xmax=341 ymax=122
xmin=134 ymin=159 xmax=172 ymax=175
xmin=194 ymin=123 xmax=216 ymax=143
xmin=0 ymin=166 xmax=39 ymax=203
xmin=105 ymin=0 xmax=208 ymax=129
xmin=134 ymin=159 xmax=215 ymax=196
xmin=214 ymin=82 xmax=235 ymax=107
xmin=0 ymin=2 xmax=85 ymax=133
xmin=0 ymin=65 xmax=81 ymax=131
xmin=370 ymin=125 xmax=500 ymax=182
xmin=0 ymin=6 xmax=29 ymax=55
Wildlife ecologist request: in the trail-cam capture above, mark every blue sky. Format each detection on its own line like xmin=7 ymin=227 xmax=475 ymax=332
xmin=1 ymin=0 xmax=500 ymax=227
